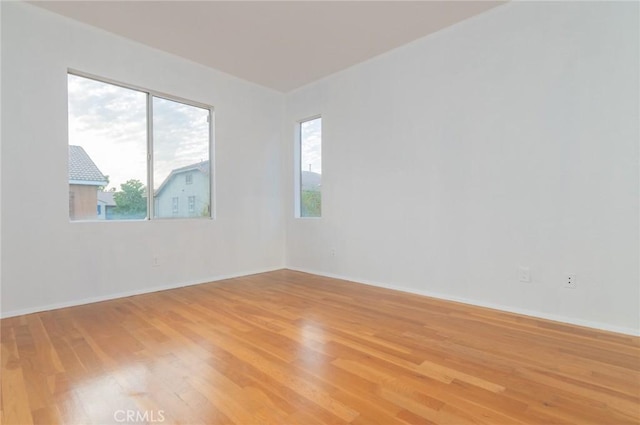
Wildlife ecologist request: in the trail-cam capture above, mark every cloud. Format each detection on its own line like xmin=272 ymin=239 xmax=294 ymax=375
xmin=68 ymin=75 xmax=211 ymax=191
xmin=301 ymin=117 xmax=322 ymax=174
xmin=152 ymin=97 xmax=210 ymax=187
xmin=68 ymin=75 xmax=147 ymax=189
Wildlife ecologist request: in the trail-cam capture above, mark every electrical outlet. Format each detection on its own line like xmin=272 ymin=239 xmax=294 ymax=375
xmin=518 ymin=266 xmax=531 ymax=283
xmin=565 ymin=274 xmax=577 ymax=289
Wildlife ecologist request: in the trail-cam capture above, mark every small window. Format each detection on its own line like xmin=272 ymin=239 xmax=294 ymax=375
xmin=188 ymin=196 xmax=196 ymax=213
xmin=97 ymin=205 xmax=102 ymax=215
xmin=297 ymin=117 xmax=321 ymax=218
xmin=185 ymin=173 xmax=193 ymax=185
xmin=172 ymin=197 xmax=179 ymax=214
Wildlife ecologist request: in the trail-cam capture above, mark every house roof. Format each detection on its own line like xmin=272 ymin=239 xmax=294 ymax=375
xmin=301 ymin=170 xmax=321 ymax=192
xmin=97 ymin=191 xmax=116 ymax=206
xmin=69 ymin=145 xmax=108 ymax=185
xmin=155 ymin=160 xmax=210 ymax=196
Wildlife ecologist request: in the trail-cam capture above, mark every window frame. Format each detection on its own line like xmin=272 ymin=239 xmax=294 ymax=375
xmin=294 ymin=115 xmax=322 ymax=219
xmin=67 ymin=69 xmax=215 ymax=221
xmin=172 ymin=197 xmax=179 ymax=214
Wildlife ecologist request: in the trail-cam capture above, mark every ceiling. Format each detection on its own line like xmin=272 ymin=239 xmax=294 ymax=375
xmin=31 ymin=1 xmax=506 ymax=92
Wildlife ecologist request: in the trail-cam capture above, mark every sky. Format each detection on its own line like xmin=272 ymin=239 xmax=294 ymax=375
xmin=68 ymin=74 xmax=210 ymax=191
xmin=301 ymin=117 xmax=321 ymax=175
xmin=68 ymin=74 xmax=320 ymax=193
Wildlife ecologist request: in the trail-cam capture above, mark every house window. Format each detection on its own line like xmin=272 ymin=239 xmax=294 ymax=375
xmin=297 ymin=117 xmax=322 ymax=218
xmin=69 ymin=191 xmax=75 ymax=219
xmin=97 ymin=205 xmax=102 ymax=215
xmin=188 ymin=196 xmax=196 ymax=213
xmin=172 ymin=197 xmax=179 ymax=214
xmin=68 ymin=72 xmax=213 ymax=221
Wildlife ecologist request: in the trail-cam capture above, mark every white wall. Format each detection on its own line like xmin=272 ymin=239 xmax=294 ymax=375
xmin=1 ymin=2 xmax=285 ymax=316
xmin=0 ymin=2 xmax=3 ymax=311
xmin=285 ymin=2 xmax=640 ymax=335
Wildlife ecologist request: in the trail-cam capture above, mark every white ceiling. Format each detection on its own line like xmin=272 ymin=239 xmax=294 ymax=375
xmin=31 ymin=1 xmax=505 ymax=92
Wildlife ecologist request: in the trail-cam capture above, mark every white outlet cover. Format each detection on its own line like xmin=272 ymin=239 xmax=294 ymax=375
xmin=518 ymin=266 xmax=531 ymax=283
xmin=565 ymin=274 xmax=577 ymax=289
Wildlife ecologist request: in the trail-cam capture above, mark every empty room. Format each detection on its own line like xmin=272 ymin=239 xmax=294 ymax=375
xmin=1 ymin=1 xmax=638 ymax=424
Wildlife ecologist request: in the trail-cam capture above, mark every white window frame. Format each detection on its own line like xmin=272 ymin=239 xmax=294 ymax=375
xmin=188 ymin=196 xmax=196 ymax=213
xmin=172 ymin=197 xmax=179 ymax=214
xmin=68 ymin=69 xmax=216 ymax=221
xmin=294 ymin=115 xmax=322 ymax=219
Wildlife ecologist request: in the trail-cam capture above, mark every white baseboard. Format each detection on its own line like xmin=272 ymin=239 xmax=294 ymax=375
xmin=286 ymin=266 xmax=640 ymax=337
xmin=6 ymin=265 xmax=638 ymax=337
xmin=0 ymin=266 xmax=283 ymax=319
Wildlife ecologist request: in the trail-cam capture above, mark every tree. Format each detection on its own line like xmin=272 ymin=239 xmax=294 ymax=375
xmin=114 ymin=179 xmax=146 ymax=217
xmin=201 ymin=203 xmax=211 ymax=217
xmin=301 ymin=190 xmax=321 ymax=217
xmin=98 ymin=175 xmax=110 ymax=192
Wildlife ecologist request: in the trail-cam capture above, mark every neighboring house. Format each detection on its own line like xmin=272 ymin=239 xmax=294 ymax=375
xmin=301 ymin=170 xmax=321 ymax=192
xmin=68 ymin=145 xmax=108 ymax=220
xmin=97 ymin=191 xmax=117 ymax=220
xmin=154 ymin=161 xmax=210 ymax=218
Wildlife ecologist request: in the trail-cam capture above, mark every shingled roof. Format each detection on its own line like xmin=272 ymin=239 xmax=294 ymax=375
xmin=69 ymin=145 xmax=108 ymax=185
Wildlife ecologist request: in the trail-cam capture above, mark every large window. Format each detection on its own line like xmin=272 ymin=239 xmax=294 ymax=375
xmin=68 ymin=72 xmax=212 ymax=221
xmin=298 ymin=117 xmax=322 ymax=218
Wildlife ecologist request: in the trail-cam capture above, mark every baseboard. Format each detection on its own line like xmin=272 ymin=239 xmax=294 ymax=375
xmin=6 ymin=265 xmax=638 ymax=337
xmin=286 ymin=266 xmax=640 ymax=337
xmin=0 ymin=266 xmax=284 ymax=319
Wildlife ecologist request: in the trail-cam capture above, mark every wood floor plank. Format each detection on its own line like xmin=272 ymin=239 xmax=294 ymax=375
xmin=2 ymin=269 xmax=639 ymax=424
xmin=1 ymin=327 xmax=34 ymax=425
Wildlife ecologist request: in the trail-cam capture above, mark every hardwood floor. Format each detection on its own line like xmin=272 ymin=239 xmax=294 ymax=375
xmin=1 ymin=269 xmax=639 ymax=424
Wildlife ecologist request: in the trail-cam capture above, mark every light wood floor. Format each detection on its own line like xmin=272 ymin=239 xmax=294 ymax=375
xmin=2 ymin=270 xmax=639 ymax=425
